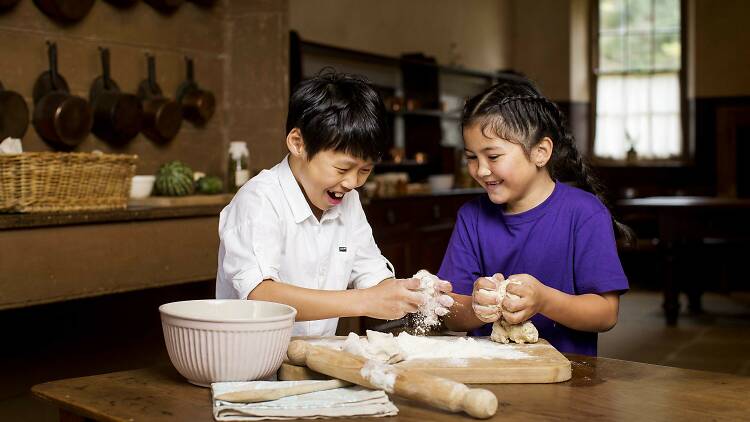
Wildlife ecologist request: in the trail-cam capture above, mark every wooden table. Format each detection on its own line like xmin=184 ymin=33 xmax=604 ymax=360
xmin=617 ymin=196 xmax=750 ymax=325
xmin=32 ymin=355 xmax=750 ymax=421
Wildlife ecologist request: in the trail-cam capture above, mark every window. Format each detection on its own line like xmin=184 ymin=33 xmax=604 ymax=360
xmin=593 ymin=0 xmax=682 ymax=161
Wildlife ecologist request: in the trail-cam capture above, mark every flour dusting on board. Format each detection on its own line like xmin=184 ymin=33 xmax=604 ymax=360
xmin=310 ymin=332 xmax=530 ymax=365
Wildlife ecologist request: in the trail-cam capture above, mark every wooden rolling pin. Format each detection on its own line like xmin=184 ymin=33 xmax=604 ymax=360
xmin=287 ymin=339 xmax=498 ymax=419
xmin=215 ymin=379 xmax=351 ymax=403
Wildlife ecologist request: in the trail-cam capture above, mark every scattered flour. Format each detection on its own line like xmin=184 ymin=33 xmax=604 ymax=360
xmin=360 ymin=360 xmax=397 ymax=393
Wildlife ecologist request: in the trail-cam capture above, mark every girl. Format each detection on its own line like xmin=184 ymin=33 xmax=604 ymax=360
xmin=439 ymin=79 xmax=630 ymax=356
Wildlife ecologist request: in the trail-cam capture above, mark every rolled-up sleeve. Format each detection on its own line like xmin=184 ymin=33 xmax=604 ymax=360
xmin=216 ymin=191 xmax=282 ymax=299
xmin=348 ymin=201 xmax=394 ymax=290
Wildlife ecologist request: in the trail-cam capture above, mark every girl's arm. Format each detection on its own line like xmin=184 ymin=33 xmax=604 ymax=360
xmin=443 ymin=292 xmax=488 ymax=332
xmin=502 ymin=275 xmax=620 ymax=332
xmin=249 ymin=277 xmax=426 ymax=321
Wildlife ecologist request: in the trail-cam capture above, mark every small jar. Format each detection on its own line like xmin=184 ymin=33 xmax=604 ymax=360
xmin=227 ymin=141 xmax=250 ymax=192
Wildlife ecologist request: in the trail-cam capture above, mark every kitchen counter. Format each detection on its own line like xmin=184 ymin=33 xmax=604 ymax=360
xmin=32 ymin=354 xmax=750 ymax=421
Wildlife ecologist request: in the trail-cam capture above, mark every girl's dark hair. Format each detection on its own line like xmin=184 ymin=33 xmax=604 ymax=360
xmin=462 ymin=78 xmax=633 ymax=241
xmin=286 ymin=69 xmax=388 ymax=161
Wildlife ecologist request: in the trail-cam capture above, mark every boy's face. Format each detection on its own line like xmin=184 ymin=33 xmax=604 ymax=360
xmin=298 ymin=149 xmax=374 ymax=213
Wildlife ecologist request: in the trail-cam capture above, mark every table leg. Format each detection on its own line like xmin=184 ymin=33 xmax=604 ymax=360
xmin=662 ymin=242 xmax=680 ymax=326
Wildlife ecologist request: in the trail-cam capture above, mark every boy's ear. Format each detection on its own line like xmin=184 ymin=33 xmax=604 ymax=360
xmin=286 ymin=128 xmax=306 ymax=158
xmin=533 ymin=136 xmax=553 ymax=167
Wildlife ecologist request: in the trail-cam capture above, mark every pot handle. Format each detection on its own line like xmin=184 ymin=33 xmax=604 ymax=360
xmin=99 ymin=47 xmax=113 ymax=90
xmin=147 ymin=53 xmax=158 ymax=93
xmin=185 ymin=56 xmax=195 ymax=83
xmin=46 ymin=41 xmax=60 ymax=90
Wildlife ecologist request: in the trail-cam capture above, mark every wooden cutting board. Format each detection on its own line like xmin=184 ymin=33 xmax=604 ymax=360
xmin=279 ymin=336 xmax=571 ymax=384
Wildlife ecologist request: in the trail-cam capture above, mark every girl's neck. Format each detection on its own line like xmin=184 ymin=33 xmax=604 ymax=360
xmin=504 ymin=174 xmax=556 ymax=215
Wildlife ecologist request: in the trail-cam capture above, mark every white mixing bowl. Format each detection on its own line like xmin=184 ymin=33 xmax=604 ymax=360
xmin=159 ymin=299 xmax=297 ymax=386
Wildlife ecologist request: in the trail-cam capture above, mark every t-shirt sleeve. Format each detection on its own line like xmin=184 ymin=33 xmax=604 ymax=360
xmin=574 ymin=210 xmax=629 ymax=295
xmin=348 ymin=198 xmax=395 ymax=289
xmin=217 ymin=190 xmax=282 ymax=299
xmin=437 ymin=203 xmax=483 ymax=296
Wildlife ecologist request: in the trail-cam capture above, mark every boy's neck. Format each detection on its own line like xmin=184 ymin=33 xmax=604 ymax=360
xmin=288 ymin=155 xmax=325 ymax=221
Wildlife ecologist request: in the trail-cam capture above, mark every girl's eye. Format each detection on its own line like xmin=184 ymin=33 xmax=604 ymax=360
xmin=488 ymin=155 xmax=500 ymax=160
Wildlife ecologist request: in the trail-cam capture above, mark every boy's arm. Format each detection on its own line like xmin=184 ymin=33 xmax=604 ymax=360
xmin=249 ymin=277 xmax=425 ymax=321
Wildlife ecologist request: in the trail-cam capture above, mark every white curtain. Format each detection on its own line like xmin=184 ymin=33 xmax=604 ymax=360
xmin=594 ymin=73 xmax=681 ymax=159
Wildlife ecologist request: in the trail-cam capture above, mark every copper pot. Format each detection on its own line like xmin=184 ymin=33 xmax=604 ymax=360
xmin=0 ymin=81 xmax=29 ymax=140
xmin=32 ymin=42 xmax=92 ymax=149
xmin=176 ymin=56 xmax=215 ymax=126
xmin=90 ymin=47 xmax=143 ymax=144
xmin=33 ymin=0 xmax=95 ymax=22
xmin=137 ymin=54 xmax=182 ymax=143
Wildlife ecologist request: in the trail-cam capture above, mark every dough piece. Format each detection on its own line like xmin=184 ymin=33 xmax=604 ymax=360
xmin=342 ymin=330 xmax=405 ymax=364
xmin=490 ymin=319 xmax=539 ymax=344
xmin=412 ymin=269 xmax=443 ymax=330
xmin=482 ymin=276 xmax=539 ymax=344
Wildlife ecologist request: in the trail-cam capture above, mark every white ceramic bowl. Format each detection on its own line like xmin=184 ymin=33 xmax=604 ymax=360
xmin=130 ymin=175 xmax=156 ymax=199
xmin=428 ymin=174 xmax=455 ymax=192
xmin=159 ymin=299 xmax=297 ymax=386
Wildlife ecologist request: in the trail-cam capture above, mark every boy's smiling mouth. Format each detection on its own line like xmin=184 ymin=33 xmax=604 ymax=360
xmin=326 ymin=190 xmax=346 ymax=205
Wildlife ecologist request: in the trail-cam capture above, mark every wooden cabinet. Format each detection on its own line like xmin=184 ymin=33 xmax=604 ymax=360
xmin=364 ymin=191 xmax=481 ymax=276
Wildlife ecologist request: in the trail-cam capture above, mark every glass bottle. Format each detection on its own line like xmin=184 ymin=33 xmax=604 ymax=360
xmin=228 ymin=141 xmax=250 ymax=192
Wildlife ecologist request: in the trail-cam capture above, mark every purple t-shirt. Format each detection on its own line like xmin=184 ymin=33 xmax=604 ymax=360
xmin=437 ymin=181 xmax=628 ymax=356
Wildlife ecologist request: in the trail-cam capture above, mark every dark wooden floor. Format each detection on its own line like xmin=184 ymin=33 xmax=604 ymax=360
xmin=1 ymin=283 xmax=749 ymax=421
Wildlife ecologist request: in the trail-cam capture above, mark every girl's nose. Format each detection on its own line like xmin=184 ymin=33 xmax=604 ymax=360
xmin=477 ymin=162 xmax=491 ymax=177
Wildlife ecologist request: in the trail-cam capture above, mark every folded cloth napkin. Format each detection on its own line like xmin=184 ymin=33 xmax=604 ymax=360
xmin=212 ymin=380 xmax=398 ymax=421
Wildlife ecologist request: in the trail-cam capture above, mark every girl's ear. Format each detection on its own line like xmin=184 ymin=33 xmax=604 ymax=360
xmin=533 ymin=136 xmax=554 ymax=167
xmin=286 ymin=128 xmax=306 ymax=158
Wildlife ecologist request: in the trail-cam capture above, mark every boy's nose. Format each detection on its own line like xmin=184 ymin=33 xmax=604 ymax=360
xmin=341 ymin=172 xmax=358 ymax=190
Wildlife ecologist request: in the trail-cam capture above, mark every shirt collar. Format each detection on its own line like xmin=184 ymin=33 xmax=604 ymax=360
xmin=278 ymin=155 xmax=343 ymax=224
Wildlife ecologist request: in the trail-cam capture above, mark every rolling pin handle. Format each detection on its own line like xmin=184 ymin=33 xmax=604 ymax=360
xmin=287 ymin=340 xmax=309 ymax=365
xmin=462 ymin=388 xmax=498 ymax=419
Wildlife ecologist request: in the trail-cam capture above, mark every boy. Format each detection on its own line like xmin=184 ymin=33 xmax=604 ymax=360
xmin=216 ymin=71 xmax=452 ymax=336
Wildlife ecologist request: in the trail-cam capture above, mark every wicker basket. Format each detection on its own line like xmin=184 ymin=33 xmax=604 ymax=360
xmin=0 ymin=152 xmax=137 ymax=213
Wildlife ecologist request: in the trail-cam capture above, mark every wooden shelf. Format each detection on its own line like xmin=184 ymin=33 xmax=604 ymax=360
xmin=388 ymin=109 xmax=462 ymax=119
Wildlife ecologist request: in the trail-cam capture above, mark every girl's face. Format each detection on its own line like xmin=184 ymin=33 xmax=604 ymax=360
xmin=463 ymin=123 xmax=552 ymax=213
xmin=298 ymin=149 xmax=373 ymax=214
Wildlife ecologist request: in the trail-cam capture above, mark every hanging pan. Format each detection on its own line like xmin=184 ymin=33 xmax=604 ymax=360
xmin=33 ymin=0 xmax=95 ymax=23
xmin=90 ymin=47 xmax=143 ymax=144
xmin=0 ymin=81 xmax=29 ymax=140
xmin=137 ymin=54 xmax=182 ymax=143
xmin=176 ymin=56 xmax=215 ymax=126
xmin=32 ymin=41 xmax=93 ymax=149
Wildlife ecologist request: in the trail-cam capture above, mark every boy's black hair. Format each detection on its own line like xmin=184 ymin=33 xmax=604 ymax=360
xmin=286 ymin=69 xmax=388 ymax=161
xmin=462 ymin=78 xmax=634 ymax=242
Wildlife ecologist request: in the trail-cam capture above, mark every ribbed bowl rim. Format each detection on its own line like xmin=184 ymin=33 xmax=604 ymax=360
xmin=159 ymin=299 xmax=297 ymax=323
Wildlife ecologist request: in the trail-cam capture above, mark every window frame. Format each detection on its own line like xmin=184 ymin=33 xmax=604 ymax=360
xmin=588 ymin=0 xmax=689 ymax=166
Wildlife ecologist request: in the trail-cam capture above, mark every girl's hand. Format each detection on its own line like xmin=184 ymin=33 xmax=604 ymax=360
xmin=502 ymin=274 xmax=549 ymax=324
xmin=472 ymin=273 xmax=504 ymax=323
xmin=362 ymin=278 xmax=425 ymax=320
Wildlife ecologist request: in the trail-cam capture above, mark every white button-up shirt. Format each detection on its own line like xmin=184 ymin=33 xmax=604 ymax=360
xmin=216 ymin=156 xmax=394 ymax=336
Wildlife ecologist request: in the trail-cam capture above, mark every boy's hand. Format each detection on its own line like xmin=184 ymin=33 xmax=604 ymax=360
xmin=472 ymin=273 xmax=504 ymax=323
xmin=502 ymin=274 xmax=548 ymax=324
xmin=363 ymin=278 xmax=426 ymax=320
xmin=433 ymin=277 xmax=454 ymax=316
